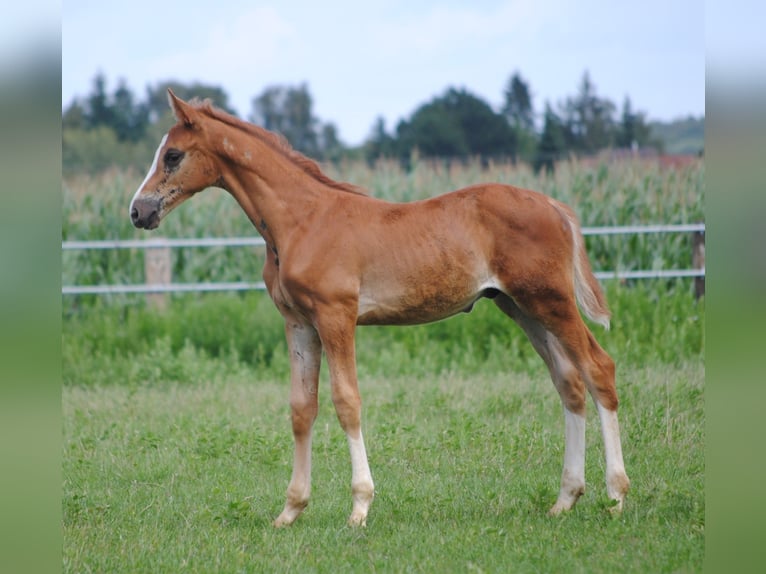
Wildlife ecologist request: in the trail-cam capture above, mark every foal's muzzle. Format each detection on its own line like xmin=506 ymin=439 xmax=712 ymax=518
xmin=131 ymin=197 xmax=161 ymax=229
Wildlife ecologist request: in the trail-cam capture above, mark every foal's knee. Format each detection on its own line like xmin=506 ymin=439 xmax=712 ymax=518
xmin=555 ymin=370 xmax=587 ymax=415
xmin=290 ymin=395 xmax=318 ymax=436
xmin=588 ymin=341 xmax=619 ymax=411
xmin=600 ymin=354 xmax=618 ymax=409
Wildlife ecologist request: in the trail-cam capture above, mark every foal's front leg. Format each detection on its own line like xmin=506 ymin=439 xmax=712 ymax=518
xmin=316 ymin=313 xmax=375 ymax=527
xmin=274 ymin=321 xmax=322 ymax=527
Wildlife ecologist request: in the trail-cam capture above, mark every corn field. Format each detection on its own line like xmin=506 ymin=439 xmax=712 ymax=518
xmin=62 ymin=157 xmax=704 ymax=312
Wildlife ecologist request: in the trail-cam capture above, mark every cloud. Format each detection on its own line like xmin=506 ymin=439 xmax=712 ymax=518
xmin=371 ymin=0 xmax=554 ymax=58
xmin=145 ymin=6 xmax=299 ymax=85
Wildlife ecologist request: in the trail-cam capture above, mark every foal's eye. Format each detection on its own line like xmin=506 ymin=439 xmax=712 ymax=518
xmin=164 ymin=149 xmax=184 ymax=167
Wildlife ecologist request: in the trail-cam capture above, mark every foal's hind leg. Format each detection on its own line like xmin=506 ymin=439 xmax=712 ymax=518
xmin=581 ymin=330 xmax=630 ymax=512
xmin=496 ymin=292 xmax=630 ymax=512
xmin=494 ymin=294 xmax=588 ymax=514
xmin=530 ymin=296 xmax=630 ymax=513
xmin=545 ymin=316 xmax=629 ymax=512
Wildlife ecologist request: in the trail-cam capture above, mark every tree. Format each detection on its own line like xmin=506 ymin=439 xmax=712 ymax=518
xmin=364 ymin=116 xmax=396 ymax=164
xmin=85 ymin=73 xmax=113 ymax=129
xmin=319 ymin=123 xmax=343 ymax=162
xmin=250 ymin=83 xmax=341 ymax=160
xmin=534 ymin=102 xmax=566 ymax=174
xmin=395 ymin=87 xmax=517 ymax=162
xmin=502 ymin=71 xmax=534 ymax=132
xmin=616 ymin=96 xmax=651 ymax=149
xmin=560 ymin=71 xmax=617 ymax=154
xmin=75 ymin=74 xmax=149 ymax=142
xmin=111 ymin=80 xmax=149 ymax=142
xmin=502 ymin=71 xmax=537 ymax=162
xmin=252 ymin=84 xmax=319 ymax=155
xmin=282 ymin=84 xmax=319 ymax=156
xmin=62 ymin=99 xmax=86 ymax=130
xmin=62 ymin=74 xmax=149 ymax=142
xmin=144 ymin=81 xmax=237 ymax=124
xmin=396 ymin=102 xmax=468 ymax=158
xmin=63 ymin=74 xmax=241 ymax=172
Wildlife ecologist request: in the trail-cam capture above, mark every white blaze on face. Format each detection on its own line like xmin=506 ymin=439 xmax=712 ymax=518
xmin=129 ymin=133 xmax=168 ymax=219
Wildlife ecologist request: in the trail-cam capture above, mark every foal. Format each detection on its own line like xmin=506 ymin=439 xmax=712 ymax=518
xmin=130 ymin=90 xmax=629 ymax=527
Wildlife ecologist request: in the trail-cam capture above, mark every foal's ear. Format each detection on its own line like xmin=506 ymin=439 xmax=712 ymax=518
xmin=167 ymin=89 xmax=197 ymax=128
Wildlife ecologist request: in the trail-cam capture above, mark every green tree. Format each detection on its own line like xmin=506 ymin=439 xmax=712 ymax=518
xmin=395 ymin=87 xmax=517 ymax=162
xmin=282 ymin=84 xmax=319 ymax=156
xmin=616 ymin=96 xmax=651 ymax=149
xmin=66 ymin=75 xmax=149 ymax=142
xmin=250 ymin=83 xmax=341 ymax=160
xmin=319 ymin=122 xmax=343 ymax=162
xmin=502 ymin=71 xmax=538 ymax=162
xmin=85 ymin=73 xmax=113 ymax=129
xmin=560 ymin=70 xmax=617 ymax=154
xmin=364 ymin=116 xmax=397 ymax=164
xmin=62 ymin=99 xmax=87 ymax=130
xmin=396 ymin=104 xmax=468 ymax=158
xmin=502 ymin=71 xmax=534 ymax=132
xmin=534 ymin=102 xmax=566 ymax=174
xmin=144 ymin=81 xmax=237 ymax=124
xmin=111 ymin=80 xmax=149 ymax=142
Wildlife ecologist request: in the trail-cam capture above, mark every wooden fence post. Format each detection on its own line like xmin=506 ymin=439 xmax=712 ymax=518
xmin=145 ymin=241 xmax=171 ymax=310
xmin=692 ymin=230 xmax=705 ymax=300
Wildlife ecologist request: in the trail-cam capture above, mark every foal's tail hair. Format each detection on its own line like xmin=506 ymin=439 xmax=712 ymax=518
xmin=554 ymin=201 xmax=611 ymax=330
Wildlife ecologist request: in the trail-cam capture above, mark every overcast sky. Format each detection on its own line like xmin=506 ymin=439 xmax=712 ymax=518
xmin=62 ymin=0 xmax=705 ymax=146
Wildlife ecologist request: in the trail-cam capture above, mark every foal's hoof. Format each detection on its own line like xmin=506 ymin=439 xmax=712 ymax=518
xmin=347 ymin=511 xmax=368 ymax=527
xmin=607 ymin=497 xmax=624 ymax=515
xmin=547 ymin=503 xmax=570 ymax=516
xmin=273 ymin=515 xmax=294 ymax=528
xmin=548 ymin=487 xmax=584 ymax=516
xmin=273 ymin=506 xmax=304 ymax=528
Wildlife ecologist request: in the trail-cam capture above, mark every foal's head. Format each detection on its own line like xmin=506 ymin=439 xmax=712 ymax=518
xmin=130 ymin=90 xmax=218 ymax=229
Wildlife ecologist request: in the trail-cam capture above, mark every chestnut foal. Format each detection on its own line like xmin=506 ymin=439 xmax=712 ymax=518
xmin=130 ymin=90 xmax=629 ymax=527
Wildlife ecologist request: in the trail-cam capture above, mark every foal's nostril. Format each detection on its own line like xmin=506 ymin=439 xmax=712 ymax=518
xmin=131 ymin=197 xmax=163 ymax=229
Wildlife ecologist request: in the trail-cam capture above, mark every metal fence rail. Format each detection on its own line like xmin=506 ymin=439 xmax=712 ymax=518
xmin=61 ymin=237 xmax=267 ymax=250
xmin=61 ymin=224 xmax=705 ymax=296
xmin=61 ymin=282 xmax=267 ymax=295
xmin=581 ymin=223 xmax=705 ymax=236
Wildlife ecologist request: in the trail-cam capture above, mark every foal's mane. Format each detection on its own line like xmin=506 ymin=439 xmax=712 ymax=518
xmin=190 ymin=99 xmax=366 ymax=196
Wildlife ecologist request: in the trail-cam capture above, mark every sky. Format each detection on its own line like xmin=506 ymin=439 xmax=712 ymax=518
xmin=62 ymin=0 xmax=705 ymax=146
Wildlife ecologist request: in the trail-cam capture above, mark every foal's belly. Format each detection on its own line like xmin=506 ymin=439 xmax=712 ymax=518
xmin=353 ymin=224 xmax=496 ymax=326
xmin=356 ymin=280 xmax=497 ymax=326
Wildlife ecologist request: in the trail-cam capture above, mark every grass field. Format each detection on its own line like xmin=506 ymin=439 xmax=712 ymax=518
xmin=62 ymin=159 xmax=704 ymax=572
xmin=63 ymin=361 xmax=703 ymax=573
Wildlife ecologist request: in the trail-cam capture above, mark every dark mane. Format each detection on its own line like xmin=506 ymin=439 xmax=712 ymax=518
xmin=190 ymin=98 xmax=367 ymax=196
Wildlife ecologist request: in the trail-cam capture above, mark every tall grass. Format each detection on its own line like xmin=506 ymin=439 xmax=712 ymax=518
xmin=62 ymin=159 xmax=705 ymax=236
xmin=62 ymin=158 xmax=704 ymax=313
xmin=62 ymin=158 xmax=704 ymax=383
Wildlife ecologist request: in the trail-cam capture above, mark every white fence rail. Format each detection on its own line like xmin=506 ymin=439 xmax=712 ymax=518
xmin=61 ymin=224 xmax=705 ymax=296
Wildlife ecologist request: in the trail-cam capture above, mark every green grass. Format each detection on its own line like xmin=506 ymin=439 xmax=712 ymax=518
xmin=62 ymin=282 xmax=704 ymax=387
xmin=63 ymin=362 xmax=703 ymax=573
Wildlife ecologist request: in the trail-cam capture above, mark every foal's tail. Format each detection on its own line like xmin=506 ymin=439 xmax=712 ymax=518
xmin=553 ymin=201 xmax=611 ymax=330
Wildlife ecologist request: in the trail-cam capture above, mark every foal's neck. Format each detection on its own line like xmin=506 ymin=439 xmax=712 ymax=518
xmin=212 ymin=126 xmax=327 ymax=250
